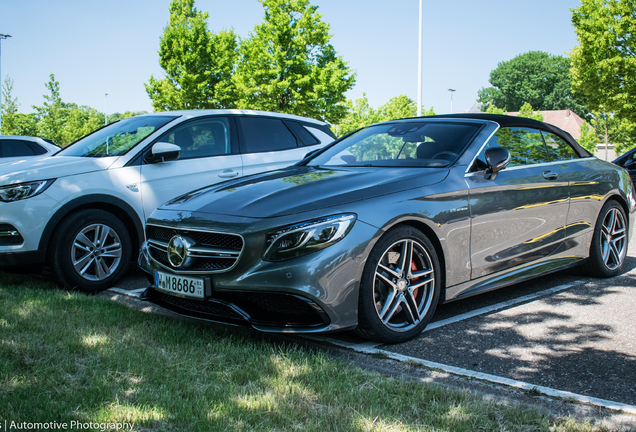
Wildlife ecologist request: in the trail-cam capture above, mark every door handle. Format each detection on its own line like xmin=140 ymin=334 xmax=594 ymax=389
xmin=542 ymin=171 xmax=558 ymax=180
xmin=218 ymin=170 xmax=239 ymax=178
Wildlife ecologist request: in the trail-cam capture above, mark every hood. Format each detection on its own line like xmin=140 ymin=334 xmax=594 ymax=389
xmin=0 ymin=155 xmax=118 ymax=185
xmin=160 ymin=165 xmax=449 ymax=218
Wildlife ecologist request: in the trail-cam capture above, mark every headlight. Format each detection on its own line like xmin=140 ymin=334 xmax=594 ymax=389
xmin=263 ymin=214 xmax=357 ymax=261
xmin=0 ymin=180 xmax=55 ymax=202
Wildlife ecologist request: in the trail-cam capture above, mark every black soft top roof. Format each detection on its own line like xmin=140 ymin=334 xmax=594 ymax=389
xmin=417 ymin=113 xmax=592 ymax=158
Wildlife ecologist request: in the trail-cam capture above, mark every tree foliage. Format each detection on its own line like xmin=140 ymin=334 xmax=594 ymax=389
xmin=571 ymin=0 xmax=636 ymax=124
xmin=33 ymin=74 xmax=67 ymax=145
xmin=583 ymin=111 xmax=636 ymax=156
xmin=145 ymin=0 xmax=238 ymax=111
xmin=478 ymin=51 xmax=588 ymax=116
xmin=577 ymin=121 xmax=598 ymax=154
xmin=233 ymin=0 xmax=355 ymax=123
xmin=334 ymin=94 xmax=435 ymax=137
xmin=517 ymin=102 xmax=544 ymax=121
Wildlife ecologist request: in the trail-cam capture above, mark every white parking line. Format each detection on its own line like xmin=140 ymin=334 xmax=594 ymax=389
xmin=107 ymin=287 xmax=146 ymax=298
xmin=425 ymin=281 xmax=581 ymax=332
xmin=322 ymin=337 xmax=636 ymax=416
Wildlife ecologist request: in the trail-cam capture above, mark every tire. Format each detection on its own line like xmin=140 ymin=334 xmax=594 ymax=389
xmin=582 ymin=200 xmax=628 ymax=278
xmin=50 ymin=209 xmax=132 ymax=294
xmin=356 ymin=226 xmax=441 ymax=344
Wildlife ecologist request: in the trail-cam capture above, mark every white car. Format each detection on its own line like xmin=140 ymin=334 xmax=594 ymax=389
xmin=0 ymin=110 xmax=334 ymax=292
xmin=0 ymin=135 xmax=61 ymax=164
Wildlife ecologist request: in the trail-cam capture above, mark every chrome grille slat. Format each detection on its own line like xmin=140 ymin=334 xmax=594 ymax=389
xmin=146 ymin=224 xmax=244 ymax=274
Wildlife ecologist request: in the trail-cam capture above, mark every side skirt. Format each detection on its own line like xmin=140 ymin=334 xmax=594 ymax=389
xmin=444 ymin=255 xmax=584 ymax=302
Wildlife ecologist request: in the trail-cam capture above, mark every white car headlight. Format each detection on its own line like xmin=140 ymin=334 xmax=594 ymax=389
xmin=263 ymin=214 xmax=356 ymax=261
xmin=0 ymin=180 xmax=55 ymax=202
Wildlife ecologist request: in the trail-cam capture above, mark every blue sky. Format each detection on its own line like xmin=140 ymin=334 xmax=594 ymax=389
xmin=0 ymin=0 xmax=582 ymax=119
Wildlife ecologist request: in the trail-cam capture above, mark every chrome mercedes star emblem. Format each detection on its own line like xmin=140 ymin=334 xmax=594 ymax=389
xmin=167 ymin=235 xmax=190 ymax=268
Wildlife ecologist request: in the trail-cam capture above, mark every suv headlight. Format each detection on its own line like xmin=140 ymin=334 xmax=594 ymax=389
xmin=0 ymin=180 xmax=55 ymax=202
xmin=263 ymin=214 xmax=357 ymax=261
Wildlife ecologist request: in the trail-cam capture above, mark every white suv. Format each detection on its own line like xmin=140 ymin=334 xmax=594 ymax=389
xmin=0 ymin=110 xmax=334 ymax=292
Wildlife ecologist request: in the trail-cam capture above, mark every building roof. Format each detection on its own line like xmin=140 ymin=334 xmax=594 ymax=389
xmin=505 ymin=109 xmax=586 ymax=139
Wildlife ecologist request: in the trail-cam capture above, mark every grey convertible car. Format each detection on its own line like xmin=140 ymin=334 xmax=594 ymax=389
xmin=139 ymin=114 xmax=635 ymax=343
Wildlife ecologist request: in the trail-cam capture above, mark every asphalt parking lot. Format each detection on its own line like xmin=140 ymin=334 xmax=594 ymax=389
xmin=111 ymin=242 xmax=636 ymax=416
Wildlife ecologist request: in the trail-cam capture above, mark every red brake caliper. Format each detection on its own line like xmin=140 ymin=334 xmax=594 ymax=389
xmin=410 ymin=260 xmax=420 ymax=298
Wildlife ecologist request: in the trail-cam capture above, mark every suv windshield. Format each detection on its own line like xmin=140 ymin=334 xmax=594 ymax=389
xmin=58 ymin=115 xmax=178 ymax=157
xmin=308 ymin=122 xmax=481 ymax=168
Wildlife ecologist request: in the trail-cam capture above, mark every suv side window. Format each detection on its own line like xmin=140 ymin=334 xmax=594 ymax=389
xmin=240 ymin=117 xmax=298 ymax=153
xmin=159 ymin=117 xmax=232 ymax=159
xmin=473 ymin=127 xmax=550 ymax=170
xmin=542 ymin=131 xmax=579 ymax=161
xmin=0 ymin=139 xmax=37 ymax=157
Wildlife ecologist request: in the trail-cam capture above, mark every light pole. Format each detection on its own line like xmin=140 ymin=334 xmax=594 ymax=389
xmin=0 ymin=33 xmax=12 ymax=131
xmin=448 ymin=88 xmax=456 ymax=114
xmin=417 ymin=0 xmax=423 ymax=116
xmin=104 ymin=93 xmax=108 ymax=125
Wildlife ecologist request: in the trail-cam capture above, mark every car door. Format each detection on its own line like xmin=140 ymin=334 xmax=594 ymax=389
xmin=466 ymin=126 xmax=570 ymax=279
xmin=613 ymin=147 xmax=636 ymax=184
xmin=139 ymin=116 xmax=242 ymax=220
xmin=237 ymin=117 xmax=327 ymax=176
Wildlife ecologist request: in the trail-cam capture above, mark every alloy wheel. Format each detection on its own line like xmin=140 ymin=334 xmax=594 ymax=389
xmin=71 ymin=223 xmax=123 ymax=281
xmin=373 ymin=238 xmax=435 ymax=332
xmin=600 ymin=207 xmax=627 ymax=270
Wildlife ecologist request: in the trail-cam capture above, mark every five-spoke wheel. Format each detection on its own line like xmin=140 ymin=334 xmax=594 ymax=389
xmin=584 ymin=200 xmax=628 ymax=277
xmin=357 ymin=226 xmax=440 ymax=343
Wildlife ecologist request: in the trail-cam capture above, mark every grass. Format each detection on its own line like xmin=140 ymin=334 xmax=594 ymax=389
xmin=0 ymin=272 xmax=611 ymax=431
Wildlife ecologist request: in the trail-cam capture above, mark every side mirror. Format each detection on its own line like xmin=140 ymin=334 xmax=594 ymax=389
xmin=146 ymin=142 xmax=181 ymax=164
xmin=484 ymin=147 xmax=510 ymax=180
xmin=625 ymin=156 xmax=636 ymax=168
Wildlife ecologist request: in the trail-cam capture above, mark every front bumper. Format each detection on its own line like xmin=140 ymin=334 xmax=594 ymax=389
xmin=138 ymin=210 xmax=379 ymax=333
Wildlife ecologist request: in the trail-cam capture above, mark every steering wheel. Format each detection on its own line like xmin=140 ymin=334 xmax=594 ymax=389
xmin=432 ymin=151 xmax=458 ymax=160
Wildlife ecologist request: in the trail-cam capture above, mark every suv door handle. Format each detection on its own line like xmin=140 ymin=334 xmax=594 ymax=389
xmin=542 ymin=171 xmax=558 ymax=180
xmin=218 ymin=170 xmax=239 ymax=178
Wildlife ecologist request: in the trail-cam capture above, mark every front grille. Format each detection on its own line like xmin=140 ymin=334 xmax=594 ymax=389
xmin=146 ymin=288 xmax=330 ymax=328
xmin=0 ymin=224 xmax=23 ymax=246
xmin=148 ymin=225 xmax=243 ymax=251
xmin=146 ymin=224 xmax=243 ymax=273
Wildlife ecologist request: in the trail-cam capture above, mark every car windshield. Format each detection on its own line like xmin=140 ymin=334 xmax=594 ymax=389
xmin=308 ymin=122 xmax=481 ymax=168
xmin=58 ymin=115 xmax=178 ymax=157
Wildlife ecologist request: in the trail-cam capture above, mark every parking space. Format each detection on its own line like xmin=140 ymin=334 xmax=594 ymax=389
xmin=111 ymin=243 xmax=636 ymax=414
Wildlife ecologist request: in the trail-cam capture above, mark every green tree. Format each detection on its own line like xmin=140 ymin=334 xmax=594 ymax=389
xmin=145 ymin=0 xmax=238 ymax=111
xmin=233 ymin=0 xmax=355 ymax=123
xmin=517 ymin=102 xmax=544 ymax=121
xmin=585 ymin=111 xmax=636 ymax=156
xmin=577 ymin=121 xmax=598 ymax=154
xmin=377 ymin=95 xmax=435 ymax=122
xmin=333 ymin=94 xmax=380 ymax=137
xmin=485 ymin=105 xmax=504 ymax=115
xmin=571 ymin=0 xmax=636 ymax=124
xmin=33 ymin=74 xmax=67 ymax=145
xmin=478 ymin=51 xmax=588 ymax=116
xmin=1 ymin=76 xmax=19 ymax=134
xmin=61 ymin=105 xmax=104 ymax=145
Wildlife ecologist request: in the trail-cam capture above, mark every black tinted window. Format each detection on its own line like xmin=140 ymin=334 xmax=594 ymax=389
xmin=160 ymin=117 xmax=232 ymax=159
xmin=309 ymin=122 xmax=480 ymax=168
xmin=286 ymin=121 xmax=319 ymax=146
xmin=1 ymin=140 xmax=36 ymax=157
xmin=474 ymin=127 xmax=549 ymax=169
xmin=542 ymin=131 xmax=579 ymax=161
xmin=241 ymin=117 xmax=298 ymax=153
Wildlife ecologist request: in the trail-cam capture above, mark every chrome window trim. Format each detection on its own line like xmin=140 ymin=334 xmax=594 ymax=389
xmin=146 ymin=223 xmax=245 ymax=275
xmin=464 ymin=123 xmax=595 ymax=176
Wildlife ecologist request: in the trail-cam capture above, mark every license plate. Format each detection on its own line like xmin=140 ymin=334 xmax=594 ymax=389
xmin=155 ymin=271 xmax=205 ymax=299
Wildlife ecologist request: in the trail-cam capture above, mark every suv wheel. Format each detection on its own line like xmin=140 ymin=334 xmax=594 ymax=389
xmin=50 ymin=209 xmax=131 ymax=293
